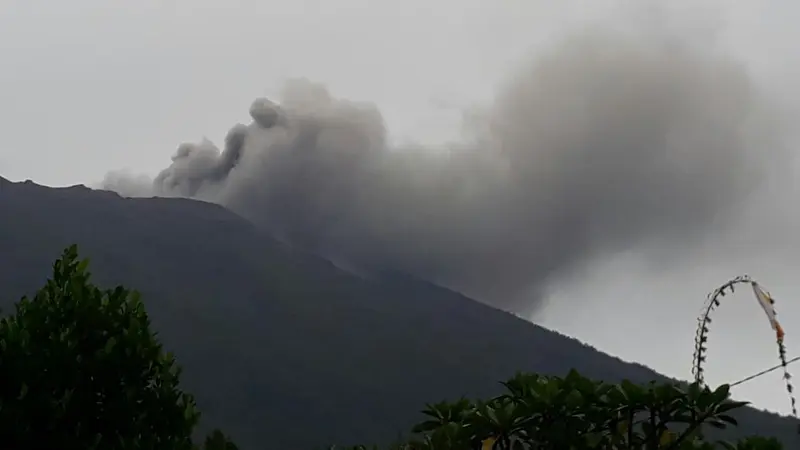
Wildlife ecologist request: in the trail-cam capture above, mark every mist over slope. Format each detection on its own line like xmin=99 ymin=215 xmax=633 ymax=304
xmin=1 ymin=178 xmax=798 ymax=448
xmin=103 ymin=28 xmax=789 ymax=315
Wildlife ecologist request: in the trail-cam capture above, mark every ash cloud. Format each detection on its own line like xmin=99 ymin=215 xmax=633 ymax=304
xmin=103 ymin=30 xmax=788 ymax=315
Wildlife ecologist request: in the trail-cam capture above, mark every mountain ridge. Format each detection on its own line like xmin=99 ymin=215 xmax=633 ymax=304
xmin=1 ymin=176 xmax=797 ymax=448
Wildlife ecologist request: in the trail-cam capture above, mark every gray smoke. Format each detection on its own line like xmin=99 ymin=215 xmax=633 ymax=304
xmin=103 ymin=30 xmax=788 ymax=315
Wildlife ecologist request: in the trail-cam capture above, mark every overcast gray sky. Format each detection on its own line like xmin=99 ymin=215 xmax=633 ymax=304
xmin=3 ymin=0 xmax=800 ymax=416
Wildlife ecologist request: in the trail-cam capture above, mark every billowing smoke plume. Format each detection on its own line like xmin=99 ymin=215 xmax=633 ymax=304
xmin=103 ymin=30 xmax=787 ymax=315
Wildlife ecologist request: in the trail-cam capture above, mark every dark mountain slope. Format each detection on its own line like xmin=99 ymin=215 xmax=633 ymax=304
xmin=0 ymin=179 xmax=797 ymax=448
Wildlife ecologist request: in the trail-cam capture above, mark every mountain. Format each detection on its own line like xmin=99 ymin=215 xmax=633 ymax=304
xmin=0 ymin=178 xmax=798 ymax=448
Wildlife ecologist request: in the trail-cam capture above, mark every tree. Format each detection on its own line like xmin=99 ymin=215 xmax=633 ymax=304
xmin=342 ymin=370 xmax=786 ymax=449
xmin=201 ymin=429 xmax=240 ymax=450
xmin=0 ymin=245 xmax=201 ymax=449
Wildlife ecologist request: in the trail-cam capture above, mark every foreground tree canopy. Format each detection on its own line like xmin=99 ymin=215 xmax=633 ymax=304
xmin=335 ymin=374 xmax=785 ymax=449
xmin=0 ymin=245 xmax=237 ymax=450
xmin=0 ymin=246 xmax=791 ymax=449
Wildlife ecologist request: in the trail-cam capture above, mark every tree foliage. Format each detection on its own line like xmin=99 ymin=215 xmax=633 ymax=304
xmin=202 ymin=429 xmax=240 ymax=450
xmin=0 ymin=245 xmax=222 ymax=449
xmin=337 ymin=371 xmax=785 ymax=449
